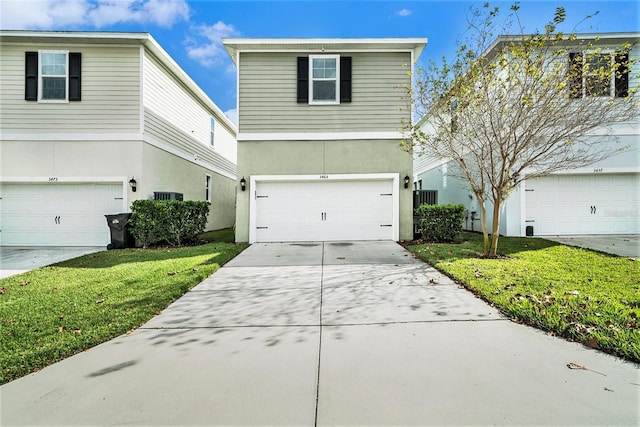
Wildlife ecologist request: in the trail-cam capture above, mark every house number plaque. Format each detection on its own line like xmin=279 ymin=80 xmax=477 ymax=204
xmin=48 ymin=177 xmax=58 ymax=182
xmin=319 ymin=175 xmax=329 ymax=179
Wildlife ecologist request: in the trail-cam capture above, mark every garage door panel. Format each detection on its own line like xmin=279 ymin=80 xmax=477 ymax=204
xmin=254 ymin=178 xmax=395 ymax=242
xmin=525 ymin=173 xmax=639 ymax=235
xmin=0 ymin=183 xmax=123 ymax=246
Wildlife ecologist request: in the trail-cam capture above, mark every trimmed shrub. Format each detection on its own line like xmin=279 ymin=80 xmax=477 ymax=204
xmin=129 ymin=200 xmax=210 ymax=247
xmin=415 ymin=204 xmax=465 ymax=242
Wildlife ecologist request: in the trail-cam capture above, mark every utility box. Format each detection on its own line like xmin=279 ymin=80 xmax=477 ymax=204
xmin=154 ymin=192 xmax=183 ymax=201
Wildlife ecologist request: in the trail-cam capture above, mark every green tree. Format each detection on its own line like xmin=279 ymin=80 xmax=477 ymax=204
xmin=408 ymin=4 xmax=638 ymax=256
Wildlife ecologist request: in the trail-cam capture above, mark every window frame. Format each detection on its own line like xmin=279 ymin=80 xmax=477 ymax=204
xmin=210 ymin=117 xmax=216 ymax=148
xmin=570 ymin=49 xmax=627 ymax=99
xmin=584 ymin=52 xmax=613 ymax=97
xmin=39 ymin=50 xmax=69 ymax=103
xmin=309 ymin=54 xmax=340 ymax=105
xmin=205 ymin=174 xmax=212 ymax=203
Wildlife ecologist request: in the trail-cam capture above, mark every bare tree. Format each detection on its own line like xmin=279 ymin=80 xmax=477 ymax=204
xmin=408 ymin=3 xmax=638 ymax=256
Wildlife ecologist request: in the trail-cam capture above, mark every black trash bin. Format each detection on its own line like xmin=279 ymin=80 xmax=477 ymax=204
xmin=105 ymin=213 xmax=133 ymax=250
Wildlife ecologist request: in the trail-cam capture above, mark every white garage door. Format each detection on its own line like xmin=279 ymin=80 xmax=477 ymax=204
xmin=0 ymin=182 xmax=124 ymax=246
xmin=254 ymin=179 xmax=395 ymax=242
xmin=525 ymin=173 xmax=639 ymax=235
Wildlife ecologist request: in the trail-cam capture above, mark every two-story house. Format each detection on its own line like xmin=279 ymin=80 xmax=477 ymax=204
xmin=414 ymin=32 xmax=639 ymax=237
xmin=223 ymin=38 xmax=426 ymax=243
xmin=0 ymin=31 xmax=238 ymax=247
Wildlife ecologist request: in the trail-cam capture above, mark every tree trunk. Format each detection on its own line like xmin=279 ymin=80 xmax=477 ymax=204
xmin=490 ymin=196 xmax=502 ymax=256
xmin=477 ymin=194 xmax=490 ymax=255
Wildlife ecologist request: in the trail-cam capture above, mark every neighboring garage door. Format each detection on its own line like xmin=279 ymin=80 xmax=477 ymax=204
xmin=525 ymin=173 xmax=639 ymax=235
xmin=0 ymin=182 xmax=124 ymax=246
xmin=254 ymin=179 xmax=395 ymax=242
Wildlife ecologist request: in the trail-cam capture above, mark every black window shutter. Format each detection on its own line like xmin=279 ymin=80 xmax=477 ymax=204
xmin=69 ymin=52 xmax=81 ymax=101
xmin=340 ymin=56 xmax=352 ymax=103
xmin=568 ymin=52 xmax=583 ymax=99
xmin=25 ymin=52 xmax=38 ymax=101
xmin=614 ymin=52 xmax=629 ymax=98
xmin=297 ymin=56 xmax=309 ymax=103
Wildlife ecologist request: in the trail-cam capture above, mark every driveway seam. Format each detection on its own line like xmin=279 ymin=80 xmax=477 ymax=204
xmin=314 ymin=242 xmax=325 ymax=427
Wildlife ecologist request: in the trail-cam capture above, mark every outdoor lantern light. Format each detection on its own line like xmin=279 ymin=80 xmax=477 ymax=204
xmin=240 ymin=177 xmax=246 ymax=191
xmin=404 ymin=175 xmax=411 ymax=189
xmin=129 ymin=177 xmax=137 ymax=192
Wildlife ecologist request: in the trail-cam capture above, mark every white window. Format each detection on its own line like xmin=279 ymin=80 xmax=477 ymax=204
xmin=309 ymin=55 xmax=340 ymax=104
xmin=585 ymin=53 xmax=612 ymax=97
xmin=205 ymin=174 xmax=212 ymax=203
xmin=40 ymin=51 xmax=68 ymax=102
xmin=210 ymin=117 xmax=215 ymax=148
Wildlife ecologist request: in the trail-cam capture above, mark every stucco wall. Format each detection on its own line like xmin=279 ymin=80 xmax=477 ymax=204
xmin=235 ymin=138 xmax=413 ymax=242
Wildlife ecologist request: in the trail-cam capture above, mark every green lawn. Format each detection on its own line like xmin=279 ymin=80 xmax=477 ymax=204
xmin=407 ymin=232 xmax=640 ymax=362
xmin=0 ymin=231 xmax=246 ymax=384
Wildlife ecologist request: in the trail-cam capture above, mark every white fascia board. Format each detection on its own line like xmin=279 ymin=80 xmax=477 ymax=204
xmin=237 ymin=132 xmax=403 ymax=141
xmin=223 ymin=37 xmax=427 ymax=64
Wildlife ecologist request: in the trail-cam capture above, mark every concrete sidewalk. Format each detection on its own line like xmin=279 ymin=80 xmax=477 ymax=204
xmin=1 ymin=241 xmax=638 ymax=425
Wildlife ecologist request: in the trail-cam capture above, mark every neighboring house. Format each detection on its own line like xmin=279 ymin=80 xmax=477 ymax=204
xmin=0 ymin=30 xmax=237 ymax=246
xmin=223 ymin=38 xmax=426 ymax=243
xmin=414 ymin=32 xmax=639 ymax=237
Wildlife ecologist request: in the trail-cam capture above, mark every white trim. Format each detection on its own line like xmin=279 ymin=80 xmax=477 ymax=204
xmin=142 ymin=135 xmax=236 ymax=180
xmin=205 ymin=174 xmax=212 ymax=203
xmin=237 ymin=131 xmax=403 ymax=141
xmin=1 ymin=133 xmax=143 ymax=141
xmin=0 ymin=176 xmax=128 ymax=212
xmin=248 ymin=173 xmax=399 ymax=244
xmin=309 ymin=54 xmax=340 ymax=105
xmin=38 ymin=50 xmax=69 ymax=103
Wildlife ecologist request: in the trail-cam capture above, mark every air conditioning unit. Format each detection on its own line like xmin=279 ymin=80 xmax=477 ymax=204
xmin=153 ymin=192 xmax=184 ymax=201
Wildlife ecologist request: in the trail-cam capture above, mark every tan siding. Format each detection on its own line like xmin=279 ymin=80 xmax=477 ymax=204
xmin=238 ymin=52 xmax=412 ymax=133
xmin=0 ymin=42 xmax=140 ymax=133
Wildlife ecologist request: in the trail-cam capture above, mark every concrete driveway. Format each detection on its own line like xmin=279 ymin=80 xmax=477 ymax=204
xmin=1 ymin=241 xmax=638 ymax=425
xmin=0 ymin=246 xmax=104 ymax=279
xmin=543 ymin=234 xmax=640 ymax=258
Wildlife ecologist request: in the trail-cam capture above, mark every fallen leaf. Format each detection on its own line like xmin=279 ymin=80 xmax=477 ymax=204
xmin=96 ymin=299 xmax=106 ymax=304
xmin=167 ymin=271 xmax=178 ymax=276
xmin=0 ymin=288 xmax=6 ymax=295
xmin=73 ymin=329 xmax=82 ymax=335
xmin=565 ymin=290 xmax=579 ymax=296
xmin=567 ymin=362 xmax=606 ymax=376
xmin=20 ymin=281 xmax=30 ymax=286
xmin=429 ymin=278 xmax=437 ymax=285
xmin=604 ymin=387 xmax=614 ymax=392
xmin=58 ymin=326 xmax=66 ymax=333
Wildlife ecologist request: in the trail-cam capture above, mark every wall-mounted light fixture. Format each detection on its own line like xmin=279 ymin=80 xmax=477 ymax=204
xmin=240 ymin=177 xmax=246 ymax=191
xmin=129 ymin=177 xmax=137 ymax=192
xmin=404 ymin=175 xmax=411 ymax=189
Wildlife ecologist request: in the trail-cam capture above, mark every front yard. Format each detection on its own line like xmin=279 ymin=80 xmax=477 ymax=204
xmin=0 ymin=230 xmax=246 ymax=385
xmin=407 ymin=232 xmax=640 ymax=362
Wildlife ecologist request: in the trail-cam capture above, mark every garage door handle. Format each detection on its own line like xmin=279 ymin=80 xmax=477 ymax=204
xmin=380 ymin=224 xmax=392 ymax=227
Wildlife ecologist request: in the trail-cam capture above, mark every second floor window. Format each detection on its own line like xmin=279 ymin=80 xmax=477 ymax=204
xmin=569 ymin=51 xmax=629 ymax=99
xmin=41 ymin=51 xmax=67 ymax=100
xmin=210 ymin=117 xmax=215 ymax=148
xmin=25 ymin=50 xmax=81 ymax=102
xmin=310 ymin=55 xmax=339 ymax=104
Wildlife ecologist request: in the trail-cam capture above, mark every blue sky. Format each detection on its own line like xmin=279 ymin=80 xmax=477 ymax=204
xmin=1 ymin=0 xmax=638 ymax=121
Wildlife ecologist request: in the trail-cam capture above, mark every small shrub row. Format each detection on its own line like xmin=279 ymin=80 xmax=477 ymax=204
xmin=415 ymin=203 xmax=465 ymax=242
xmin=129 ymin=200 xmax=210 ymax=247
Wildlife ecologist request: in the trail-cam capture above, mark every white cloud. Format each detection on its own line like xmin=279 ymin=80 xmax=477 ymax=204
xmin=224 ymin=108 xmax=238 ymax=126
xmin=186 ymin=21 xmax=238 ymax=68
xmin=397 ymin=8 xmax=412 ymax=17
xmin=0 ymin=0 xmax=190 ymax=30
